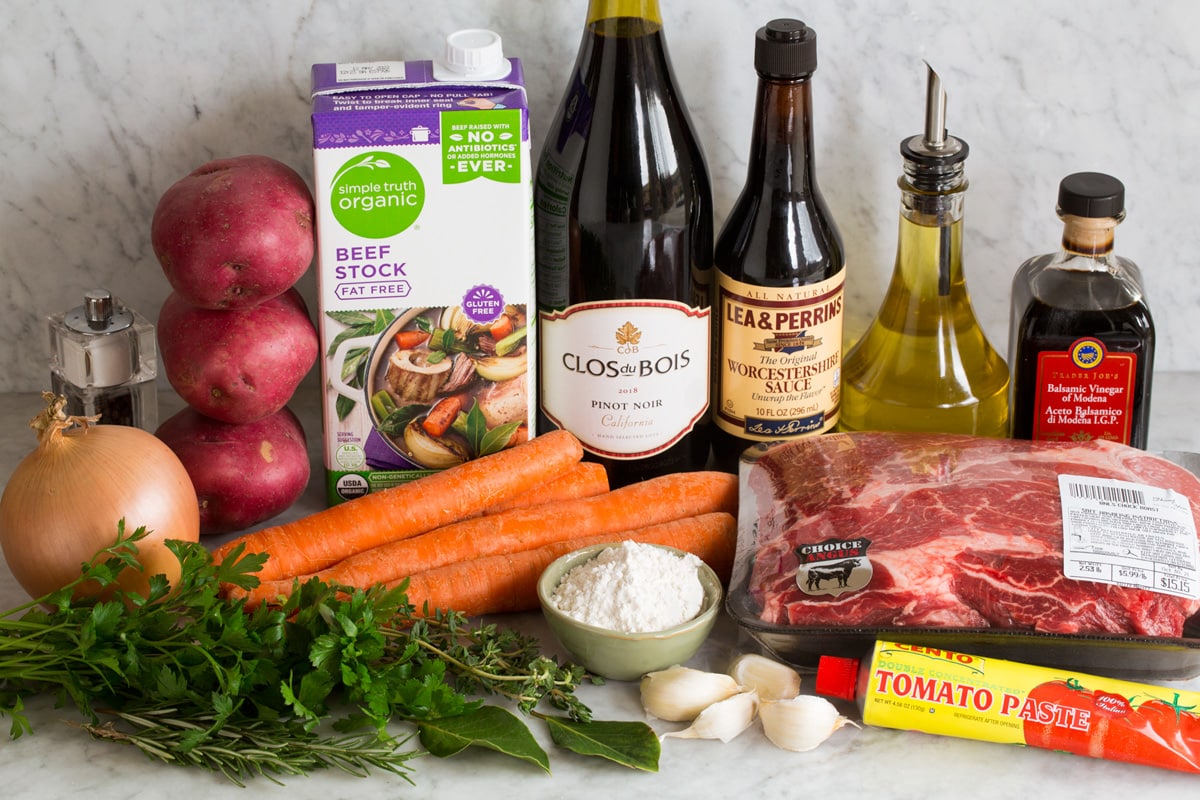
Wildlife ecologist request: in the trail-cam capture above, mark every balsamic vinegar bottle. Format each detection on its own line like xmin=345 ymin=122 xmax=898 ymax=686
xmin=711 ymin=19 xmax=845 ymax=472
xmin=1009 ymin=172 xmax=1154 ymax=448
xmin=534 ymin=0 xmax=714 ymax=487
xmin=839 ymin=65 xmax=1009 ymax=436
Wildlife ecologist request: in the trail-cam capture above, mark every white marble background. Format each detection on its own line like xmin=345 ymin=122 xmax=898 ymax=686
xmin=2 ymin=0 xmax=1197 ymax=393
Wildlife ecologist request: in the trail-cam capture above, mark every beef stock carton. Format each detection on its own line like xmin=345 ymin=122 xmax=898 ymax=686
xmin=310 ymin=39 xmax=534 ymax=505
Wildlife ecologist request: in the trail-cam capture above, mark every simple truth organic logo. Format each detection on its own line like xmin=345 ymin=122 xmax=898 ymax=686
xmin=330 ymin=151 xmax=425 ymax=239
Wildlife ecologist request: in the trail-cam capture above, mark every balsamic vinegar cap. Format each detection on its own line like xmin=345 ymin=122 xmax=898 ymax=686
xmin=755 ymin=19 xmax=817 ymax=79
xmin=1057 ymin=172 xmax=1125 ymax=218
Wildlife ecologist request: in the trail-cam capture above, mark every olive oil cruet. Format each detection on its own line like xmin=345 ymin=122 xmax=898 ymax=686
xmin=839 ymin=64 xmax=1009 ymax=436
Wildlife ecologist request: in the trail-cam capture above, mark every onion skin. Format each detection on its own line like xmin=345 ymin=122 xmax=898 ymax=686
xmin=0 ymin=394 xmax=201 ymax=600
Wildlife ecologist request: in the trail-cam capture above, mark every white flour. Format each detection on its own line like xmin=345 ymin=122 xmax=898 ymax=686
xmin=549 ymin=541 xmax=705 ymax=633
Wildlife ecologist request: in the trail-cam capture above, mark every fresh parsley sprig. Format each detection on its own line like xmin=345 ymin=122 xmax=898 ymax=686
xmin=0 ymin=523 xmax=660 ymax=783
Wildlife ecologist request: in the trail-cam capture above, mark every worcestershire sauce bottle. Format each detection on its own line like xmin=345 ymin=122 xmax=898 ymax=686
xmin=534 ymin=0 xmax=715 ymax=486
xmin=1009 ymin=172 xmax=1154 ymax=448
xmin=711 ymin=19 xmax=845 ymax=472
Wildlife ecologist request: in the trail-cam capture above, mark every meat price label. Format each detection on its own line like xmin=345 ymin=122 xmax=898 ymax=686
xmin=1058 ymin=474 xmax=1200 ymax=601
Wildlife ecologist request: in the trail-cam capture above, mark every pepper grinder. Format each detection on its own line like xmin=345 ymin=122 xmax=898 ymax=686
xmin=47 ymin=289 xmax=158 ymax=430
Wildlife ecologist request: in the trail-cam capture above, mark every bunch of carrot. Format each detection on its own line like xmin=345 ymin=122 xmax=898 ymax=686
xmin=215 ymin=429 xmax=740 ymax=617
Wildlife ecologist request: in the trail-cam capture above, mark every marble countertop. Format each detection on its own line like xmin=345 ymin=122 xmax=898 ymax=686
xmin=2 ymin=378 xmax=1200 ymax=796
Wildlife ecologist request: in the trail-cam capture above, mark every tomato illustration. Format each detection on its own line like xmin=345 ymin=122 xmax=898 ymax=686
xmin=1101 ymin=695 xmax=1200 ymax=773
xmin=1021 ymin=679 xmax=1122 ymax=757
xmin=1020 ymin=678 xmax=1200 ymax=772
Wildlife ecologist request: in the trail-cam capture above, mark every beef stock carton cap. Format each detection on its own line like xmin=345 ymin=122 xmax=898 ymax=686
xmin=435 ymin=29 xmax=511 ymax=81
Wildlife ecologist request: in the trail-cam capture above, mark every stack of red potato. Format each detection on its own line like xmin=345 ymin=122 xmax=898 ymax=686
xmin=150 ymin=155 xmax=319 ymax=535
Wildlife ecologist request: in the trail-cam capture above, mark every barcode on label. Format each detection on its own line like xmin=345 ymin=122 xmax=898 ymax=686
xmin=1066 ymin=481 xmax=1147 ymax=506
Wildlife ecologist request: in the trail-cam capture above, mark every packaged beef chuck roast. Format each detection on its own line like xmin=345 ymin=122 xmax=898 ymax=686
xmin=725 ymin=432 xmax=1200 ymax=681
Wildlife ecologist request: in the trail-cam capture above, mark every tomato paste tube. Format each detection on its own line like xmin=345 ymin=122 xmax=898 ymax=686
xmin=816 ymin=640 xmax=1200 ymax=774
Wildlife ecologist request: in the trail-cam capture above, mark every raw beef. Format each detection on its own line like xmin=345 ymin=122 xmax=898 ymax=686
xmin=738 ymin=432 xmax=1200 ymax=638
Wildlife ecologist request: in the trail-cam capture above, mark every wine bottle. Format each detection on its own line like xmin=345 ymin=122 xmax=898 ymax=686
xmin=711 ymin=19 xmax=845 ymax=472
xmin=534 ymin=0 xmax=714 ymax=487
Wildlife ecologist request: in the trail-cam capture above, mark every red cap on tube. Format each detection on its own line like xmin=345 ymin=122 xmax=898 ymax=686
xmin=815 ymin=655 xmax=860 ymax=701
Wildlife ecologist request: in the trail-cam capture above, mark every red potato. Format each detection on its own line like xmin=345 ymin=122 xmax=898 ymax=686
xmin=156 ymin=405 xmax=310 ymax=536
xmin=158 ymin=288 xmax=318 ymax=424
xmin=151 ymin=154 xmax=315 ymax=310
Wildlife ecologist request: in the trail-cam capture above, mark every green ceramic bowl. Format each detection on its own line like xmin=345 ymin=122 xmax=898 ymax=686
xmin=537 ymin=542 xmax=723 ymax=682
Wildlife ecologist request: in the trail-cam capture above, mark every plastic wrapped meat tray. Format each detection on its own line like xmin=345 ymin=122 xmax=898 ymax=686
xmin=725 ymin=433 xmax=1200 ymax=680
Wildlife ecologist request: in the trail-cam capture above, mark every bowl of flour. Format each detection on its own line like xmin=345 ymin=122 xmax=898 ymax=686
xmin=537 ymin=541 xmax=723 ymax=681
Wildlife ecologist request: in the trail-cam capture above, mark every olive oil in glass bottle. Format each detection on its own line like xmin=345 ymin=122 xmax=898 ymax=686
xmin=711 ymin=19 xmax=845 ymax=472
xmin=534 ymin=0 xmax=714 ymax=486
xmin=839 ymin=65 xmax=1008 ymax=436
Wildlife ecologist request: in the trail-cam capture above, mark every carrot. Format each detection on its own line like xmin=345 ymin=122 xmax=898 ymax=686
xmin=483 ymin=461 xmax=609 ymax=514
xmin=234 ymin=469 xmax=735 ymax=607
xmin=229 ymin=462 xmax=610 ymax=606
xmin=212 ymin=428 xmax=584 ymax=582
xmin=399 ymin=511 xmax=737 ymax=618
xmin=394 ymin=329 xmax=431 ymax=349
xmin=227 ymin=462 xmax=611 ymax=606
xmin=505 ymin=423 xmax=529 ymax=447
xmin=488 ymin=314 xmax=515 ymax=341
xmin=422 ymin=394 xmax=465 ymax=437
xmin=238 ymin=470 xmax=735 ymax=605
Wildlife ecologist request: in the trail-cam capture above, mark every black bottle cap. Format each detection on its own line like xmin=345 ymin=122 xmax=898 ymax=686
xmin=755 ymin=18 xmax=817 ymax=79
xmin=1058 ymin=172 xmax=1125 ymax=218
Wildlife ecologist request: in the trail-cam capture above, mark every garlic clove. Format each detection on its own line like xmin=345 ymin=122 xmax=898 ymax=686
xmin=759 ymin=695 xmax=858 ymax=752
xmin=727 ymin=653 xmax=802 ymax=701
xmin=640 ymin=665 xmax=742 ymax=722
xmin=662 ymin=690 xmax=760 ymax=743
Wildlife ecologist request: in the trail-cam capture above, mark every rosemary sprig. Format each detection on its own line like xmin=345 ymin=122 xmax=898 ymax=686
xmin=81 ymin=706 xmax=420 ymax=787
xmin=0 ymin=523 xmax=658 ymax=781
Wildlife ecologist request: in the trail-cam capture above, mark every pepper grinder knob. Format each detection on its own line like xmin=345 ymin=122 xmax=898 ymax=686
xmin=83 ymin=289 xmax=114 ymax=330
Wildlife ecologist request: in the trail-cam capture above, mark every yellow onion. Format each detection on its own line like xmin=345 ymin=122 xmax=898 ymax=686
xmin=0 ymin=392 xmax=200 ymax=600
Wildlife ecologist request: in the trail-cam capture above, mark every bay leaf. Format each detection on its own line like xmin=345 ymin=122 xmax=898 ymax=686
xmin=542 ymin=716 xmax=660 ymax=772
xmin=417 ymin=706 xmax=550 ymax=772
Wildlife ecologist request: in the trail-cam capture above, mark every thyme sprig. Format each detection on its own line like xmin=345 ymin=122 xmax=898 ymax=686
xmin=0 ymin=523 xmax=658 ymax=782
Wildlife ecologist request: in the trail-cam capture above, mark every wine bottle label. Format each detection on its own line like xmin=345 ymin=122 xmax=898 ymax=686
xmin=714 ymin=271 xmax=844 ymax=440
xmin=539 ymin=299 xmax=710 ymax=459
xmin=1032 ymin=337 xmax=1136 ymax=444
